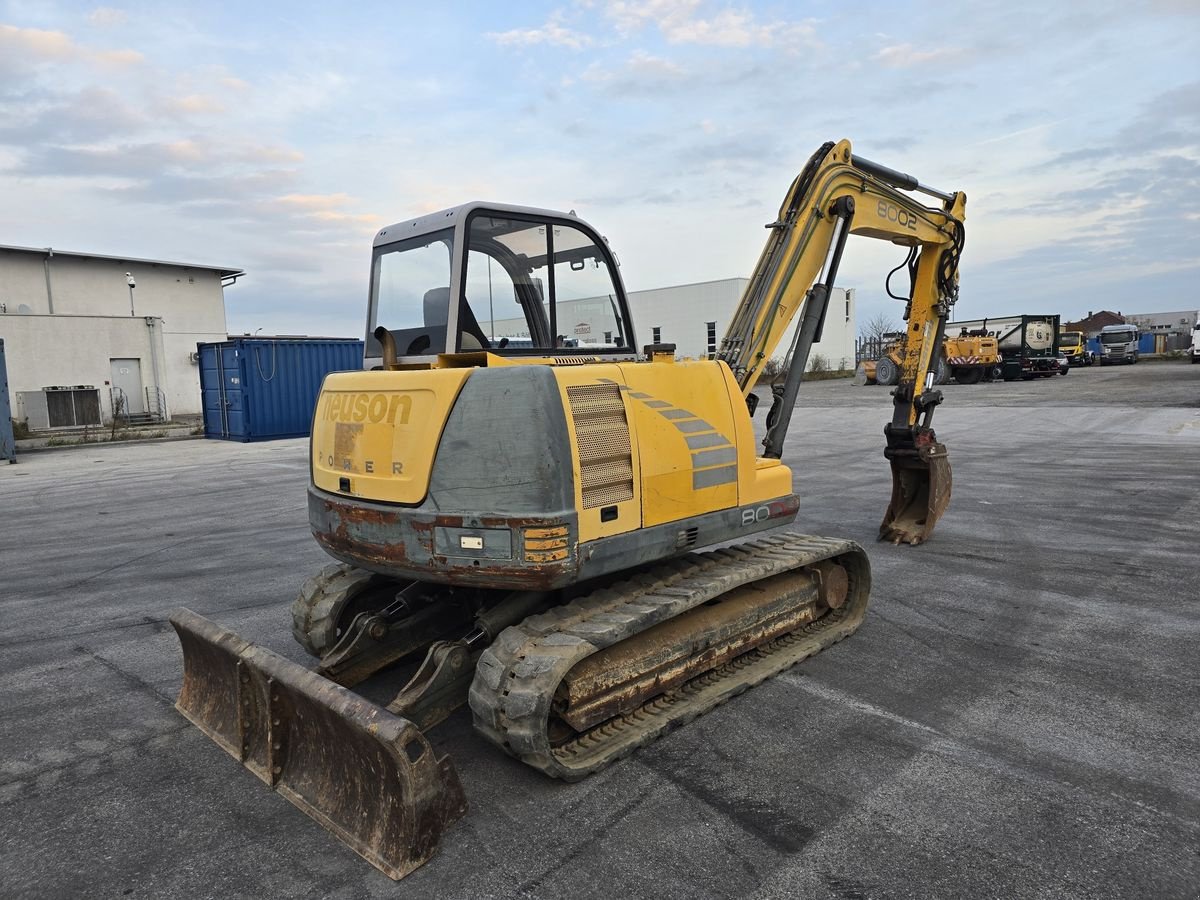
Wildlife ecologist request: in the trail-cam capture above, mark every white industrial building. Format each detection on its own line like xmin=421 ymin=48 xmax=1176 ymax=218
xmin=0 ymin=245 xmax=242 ymax=426
xmin=630 ymin=279 xmax=856 ymax=370
xmin=488 ymin=278 xmax=857 ymax=370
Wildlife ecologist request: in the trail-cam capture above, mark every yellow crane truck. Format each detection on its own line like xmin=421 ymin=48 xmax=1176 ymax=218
xmin=170 ymin=140 xmax=966 ymax=880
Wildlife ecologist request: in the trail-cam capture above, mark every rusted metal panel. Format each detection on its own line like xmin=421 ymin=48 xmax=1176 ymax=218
xmin=170 ymin=609 xmax=467 ymax=881
xmin=557 ymin=569 xmax=824 ymax=731
xmin=307 ymin=488 xmax=580 ymax=590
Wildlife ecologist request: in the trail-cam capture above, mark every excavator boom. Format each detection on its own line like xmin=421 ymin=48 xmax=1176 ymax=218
xmin=717 ymin=140 xmax=965 ymax=543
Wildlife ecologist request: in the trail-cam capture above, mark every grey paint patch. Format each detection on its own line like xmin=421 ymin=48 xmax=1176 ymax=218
xmin=628 ymin=391 xmax=651 ymax=399
xmin=674 ymin=419 xmax=716 ymax=434
xmin=430 ymin=366 xmax=574 ymax=514
xmin=693 ymin=465 xmax=738 ymax=489
xmin=692 ymin=447 xmax=738 ymax=469
xmin=661 ymin=408 xmax=696 ymax=420
xmin=686 ymin=433 xmax=730 ymax=450
xmin=645 ymin=399 xmax=671 ymax=408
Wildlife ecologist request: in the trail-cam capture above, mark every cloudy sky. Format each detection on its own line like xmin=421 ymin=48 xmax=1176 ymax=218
xmin=1 ymin=1 xmax=1197 ymax=337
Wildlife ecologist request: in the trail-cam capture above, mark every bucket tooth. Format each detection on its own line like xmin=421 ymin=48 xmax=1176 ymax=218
xmin=170 ymin=608 xmax=467 ymax=881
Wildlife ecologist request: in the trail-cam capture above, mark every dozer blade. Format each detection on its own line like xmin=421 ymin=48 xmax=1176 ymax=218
xmin=880 ymin=434 xmax=952 ymax=545
xmin=170 ymin=608 xmax=467 ymax=881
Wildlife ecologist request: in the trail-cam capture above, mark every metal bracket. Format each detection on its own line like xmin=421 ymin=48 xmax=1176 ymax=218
xmin=386 ymin=641 xmax=476 ymax=731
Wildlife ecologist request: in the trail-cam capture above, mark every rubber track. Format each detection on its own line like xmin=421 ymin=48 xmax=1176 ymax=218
xmin=469 ymin=532 xmax=870 ymax=781
xmin=291 ymin=563 xmax=383 ymax=658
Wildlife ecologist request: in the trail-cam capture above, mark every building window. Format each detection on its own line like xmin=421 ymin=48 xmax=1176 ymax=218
xmin=706 ymin=321 xmax=717 ymax=359
xmin=652 ymin=326 xmax=661 ymax=344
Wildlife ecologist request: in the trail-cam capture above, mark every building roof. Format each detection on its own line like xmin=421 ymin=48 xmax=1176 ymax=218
xmin=1063 ymin=310 xmax=1124 ymax=334
xmin=0 ymin=243 xmax=243 ymax=278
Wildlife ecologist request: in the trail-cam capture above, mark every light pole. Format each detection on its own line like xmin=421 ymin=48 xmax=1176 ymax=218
xmin=126 ymin=272 xmax=136 ymax=316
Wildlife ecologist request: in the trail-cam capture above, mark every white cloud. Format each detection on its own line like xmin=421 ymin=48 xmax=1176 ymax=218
xmin=0 ymin=22 xmax=144 ymax=70
xmin=487 ymin=14 xmax=591 ymax=50
xmin=88 ymin=7 xmax=128 ymax=27
xmin=603 ymin=0 xmax=817 ymax=48
xmin=874 ymin=43 xmax=967 ymax=68
xmin=272 ymin=193 xmax=381 ymax=227
xmin=0 ymin=23 xmax=75 ymax=60
xmin=154 ymin=93 xmax=226 ymax=116
xmin=584 ymin=50 xmax=686 ymax=86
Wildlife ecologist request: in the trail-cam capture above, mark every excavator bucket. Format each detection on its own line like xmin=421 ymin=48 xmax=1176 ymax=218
xmin=170 ymin=608 xmax=467 ymax=881
xmin=880 ymin=431 xmax=952 ymax=545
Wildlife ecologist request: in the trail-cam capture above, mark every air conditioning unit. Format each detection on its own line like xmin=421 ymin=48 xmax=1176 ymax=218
xmin=188 ymin=351 xmax=201 ymax=364
xmin=21 ymin=386 xmax=102 ymax=428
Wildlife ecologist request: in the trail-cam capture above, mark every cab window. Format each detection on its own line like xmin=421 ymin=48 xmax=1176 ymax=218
xmin=463 ymin=214 xmax=629 ymax=352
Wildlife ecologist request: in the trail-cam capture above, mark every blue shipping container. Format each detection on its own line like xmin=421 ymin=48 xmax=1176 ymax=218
xmin=198 ymin=338 xmax=364 ymax=442
xmin=0 ymin=338 xmax=15 ymax=463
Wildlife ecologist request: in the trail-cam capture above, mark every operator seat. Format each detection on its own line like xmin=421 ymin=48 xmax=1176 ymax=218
xmin=423 ymin=287 xmax=491 ymax=351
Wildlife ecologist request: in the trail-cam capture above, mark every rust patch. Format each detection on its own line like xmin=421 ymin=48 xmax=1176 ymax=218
xmin=556 ymin=569 xmax=824 ymax=731
xmin=333 ymin=422 xmax=364 ymax=466
xmin=309 ymin=492 xmax=575 ymax=591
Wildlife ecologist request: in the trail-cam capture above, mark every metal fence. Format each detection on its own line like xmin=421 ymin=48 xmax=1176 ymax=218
xmin=855 ymin=337 xmax=891 ymax=364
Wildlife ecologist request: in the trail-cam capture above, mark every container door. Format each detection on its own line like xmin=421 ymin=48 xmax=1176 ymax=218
xmin=199 ymin=345 xmax=225 ymax=438
xmin=110 ymin=358 xmax=145 ymax=415
xmin=203 ymin=345 xmax=247 ymax=439
xmin=0 ymin=339 xmax=14 ymax=462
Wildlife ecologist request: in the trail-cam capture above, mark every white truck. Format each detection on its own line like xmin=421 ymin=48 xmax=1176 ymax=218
xmin=1098 ymin=323 xmax=1139 ymax=365
xmin=1191 ymin=320 xmax=1200 ymax=364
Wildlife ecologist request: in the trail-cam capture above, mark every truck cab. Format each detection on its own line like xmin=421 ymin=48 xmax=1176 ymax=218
xmin=1191 ymin=321 xmax=1200 ymax=365
xmin=1057 ymin=330 xmax=1093 ymax=367
xmin=1098 ymin=324 xmax=1139 ymax=365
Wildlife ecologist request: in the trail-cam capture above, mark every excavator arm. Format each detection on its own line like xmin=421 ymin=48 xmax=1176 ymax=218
xmin=717 ymin=139 xmax=966 ymax=543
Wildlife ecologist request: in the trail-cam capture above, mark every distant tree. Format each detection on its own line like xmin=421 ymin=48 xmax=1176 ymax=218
xmin=860 ymin=311 xmax=900 ymax=343
xmin=760 ymin=357 xmax=786 ymax=381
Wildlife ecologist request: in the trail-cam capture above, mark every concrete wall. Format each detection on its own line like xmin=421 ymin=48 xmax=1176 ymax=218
xmin=0 ymin=314 xmax=168 ymax=424
xmin=0 ymin=249 xmax=231 ymax=415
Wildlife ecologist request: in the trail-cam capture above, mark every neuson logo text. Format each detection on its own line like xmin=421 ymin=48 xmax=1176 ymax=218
xmin=324 ymin=393 xmax=412 ymax=425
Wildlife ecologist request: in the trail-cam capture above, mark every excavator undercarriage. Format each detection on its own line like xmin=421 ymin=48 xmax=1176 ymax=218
xmin=172 ymin=533 xmax=867 ymax=876
xmin=169 ymin=138 xmax=964 ymax=880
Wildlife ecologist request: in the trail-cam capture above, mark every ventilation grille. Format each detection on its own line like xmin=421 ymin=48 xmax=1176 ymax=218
xmin=676 ymin=526 xmax=699 ymax=550
xmin=554 ymin=356 xmax=599 ymax=366
xmin=566 ymin=383 xmax=634 ymax=509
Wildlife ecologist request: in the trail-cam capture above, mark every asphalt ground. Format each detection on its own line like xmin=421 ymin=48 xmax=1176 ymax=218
xmin=1 ymin=361 xmax=1197 ymax=899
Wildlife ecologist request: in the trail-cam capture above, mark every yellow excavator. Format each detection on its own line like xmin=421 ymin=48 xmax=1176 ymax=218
xmin=170 ymin=139 xmax=965 ymax=880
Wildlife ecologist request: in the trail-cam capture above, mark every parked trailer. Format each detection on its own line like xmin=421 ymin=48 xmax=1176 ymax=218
xmin=946 ymin=315 xmax=1063 ymax=380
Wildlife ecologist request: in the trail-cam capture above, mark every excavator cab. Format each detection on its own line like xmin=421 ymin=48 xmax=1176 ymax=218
xmin=368 ymin=205 xmax=636 ymax=364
